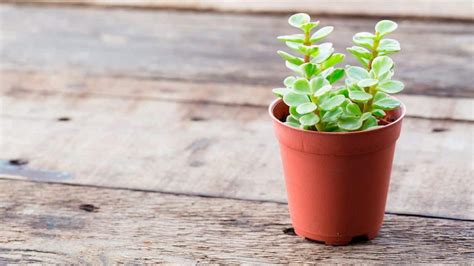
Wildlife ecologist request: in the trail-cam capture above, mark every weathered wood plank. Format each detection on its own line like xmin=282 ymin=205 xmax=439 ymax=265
xmin=7 ymin=0 xmax=474 ymax=20
xmin=2 ymin=70 xmax=473 ymax=122
xmin=0 ymin=89 xmax=472 ymax=219
xmin=0 ymin=179 xmax=472 ymax=264
xmin=0 ymin=5 xmax=473 ymax=97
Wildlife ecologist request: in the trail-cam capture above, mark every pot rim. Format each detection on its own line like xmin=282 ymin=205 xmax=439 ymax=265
xmin=269 ymin=97 xmax=406 ymax=136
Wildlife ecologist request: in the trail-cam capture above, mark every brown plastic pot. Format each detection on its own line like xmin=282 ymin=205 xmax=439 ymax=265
xmin=269 ymin=98 xmax=405 ymax=245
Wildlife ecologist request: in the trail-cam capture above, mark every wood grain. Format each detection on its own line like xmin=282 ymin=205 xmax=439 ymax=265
xmin=2 ymin=70 xmax=473 ymax=122
xmin=0 ymin=179 xmax=472 ymax=264
xmin=1 ymin=87 xmax=472 ymax=219
xmin=7 ymin=0 xmax=474 ymax=20
xmin=0 ymin=4 xmax=473 ymax=97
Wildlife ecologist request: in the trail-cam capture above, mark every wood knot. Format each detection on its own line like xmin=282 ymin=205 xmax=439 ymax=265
xmin=190 ymin=116 xmax=206 ymax=122
xmin=8 ymin=159 xmax=29 ymax=166
xmin=79 ymin=204 xmax=99 ymax=212
xmin=57 ymin=116 xmax=71 ymax=122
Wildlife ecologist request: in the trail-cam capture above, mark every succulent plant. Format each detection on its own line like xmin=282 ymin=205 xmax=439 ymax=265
xmin=273 ymin=13 xmax=404 ymax=132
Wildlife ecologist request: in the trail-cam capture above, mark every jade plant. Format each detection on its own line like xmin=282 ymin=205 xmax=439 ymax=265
xmin=273 ymin=13 xmax=404 ymax=132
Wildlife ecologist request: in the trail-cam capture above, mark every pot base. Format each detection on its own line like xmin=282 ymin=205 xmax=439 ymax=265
xmin=294 ymin=227 xmax=379 ymax=246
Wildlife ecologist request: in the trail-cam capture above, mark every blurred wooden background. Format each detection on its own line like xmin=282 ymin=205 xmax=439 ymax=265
xmin=6 ymin=0 xmax=474 ymax=20
xmin=0 ymin=0 xmax=473 ymax=264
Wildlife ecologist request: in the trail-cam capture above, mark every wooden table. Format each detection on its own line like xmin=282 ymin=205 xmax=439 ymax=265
xmin=0 ymin=3 xmax=473 ymax=263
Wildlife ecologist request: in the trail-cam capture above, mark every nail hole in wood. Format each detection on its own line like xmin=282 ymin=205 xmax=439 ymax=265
xmin=57 ymin=117 xmax=71 ymax=122
xmin=8 ymin=159 xmax=29 ymax=166
xmin=283 ymin=227 xmax=296 ymax=236
xmin=432 ymin=127 xmax=448 ymax=133
xmin=190 ymin=116 xmax=206 ymax=122
xmin=79 ymin=204 xmax=99 ymax=212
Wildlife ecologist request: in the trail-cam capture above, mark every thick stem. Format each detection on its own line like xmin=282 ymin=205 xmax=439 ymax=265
xmin=363 ymin=86 xmax=376 ymax=112
xmin=367 ymin=35 xmax=380 ymax=70
xmin=363 ymin=34 xmax=380 ymax=112
xmin=303 ymin=30 xmax=311 ymax=63
xmin=305 ymin=30 xmax=323 ymax=130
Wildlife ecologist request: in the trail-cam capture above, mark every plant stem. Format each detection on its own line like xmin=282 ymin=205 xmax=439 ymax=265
xmin=363 ymin=34 xmax=380 ymax=112
xmin=304 ymin=29 xmax=323 ymax=130
xmin=310 ymin=96 xmax=325 ymax=131
xmin=363 ymin=86 xmax=376 ymax=112
xmin=367 ymin=35 xmax=380 ymax=70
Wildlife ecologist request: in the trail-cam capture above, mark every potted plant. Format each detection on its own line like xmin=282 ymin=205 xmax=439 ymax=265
xmin=269 ymin=13 xmax=405 ymax=245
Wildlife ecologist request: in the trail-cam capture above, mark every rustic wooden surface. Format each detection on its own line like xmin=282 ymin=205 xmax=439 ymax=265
xmin=0 ymin=3 xmax=473 ymax=263
xmin=7 ymin=0 xmax=474 ymax=20
xmin=1 ymin=71 xmax=473 ymax=220
xmin=0 ymin=4 xmax=473 ymax=98
xmin=0 ymin=179 xmax=473 ymax=264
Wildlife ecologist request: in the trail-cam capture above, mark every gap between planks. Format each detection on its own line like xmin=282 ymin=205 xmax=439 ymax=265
xmin=0 ymin=176 xmax=472 ymax=223
xmin=1 ymin=70 xmax=473 ymax=122
xmin=0 ymin=178 xmax=473 ymax=264
xmin=0 ymin=87 xmax=473 ymax=220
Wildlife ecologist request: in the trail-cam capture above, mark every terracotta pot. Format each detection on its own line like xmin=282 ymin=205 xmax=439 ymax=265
xmin=269 ymin=98 xmax=405 ymax=245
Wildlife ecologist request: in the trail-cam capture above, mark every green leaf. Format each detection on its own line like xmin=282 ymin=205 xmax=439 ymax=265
xmin=377 ymin=39 xmax=400 ymax=53
xmin=361 ymin=115 xmax=378 ymax=130
xmin=298 ymin=45 xmax=319 ymax=56
xmin=346 ymin=66 xmax=370 ymax=81
xmin=357 ymin=78 xmax=378 ymax=88
xmin=299 ymin=112 xmax=320 ymax=126
xmin=311 ymin=43 xmax=334 ymax=63
xmin=286 ymin=61 xmax=303 ymax=75
xmin=353 ymin=32 xmax=375 ymax=49
xmin=283 ymin=76 xmax=296 ymax=87
xmin=374 ymin=91 xmax=387 ymax=101
xmin=289 ymin=106 xmax=303 ymax=119
xmin=335 ymin=86 xmax=349 ymax=97
xmin=338 ymin=116 xmax=363 ymax=131
xmin=320 ymin=67 xmax=334 ymax=78
xmin=378 ymin=80 xmax=404 ymax=94
xmin=326 ymin=68 xmax=345 ymax=84
xmin=277 ymin=34 xmax=305 ymax=43
xmin=310 ymin=76 xmax=327 ymax=93
xmin=346 ymin=102 xmax=362 ymax=116
xmin=348 ymin=89 xmax=372 ymax=102
xmin=372 ymin=109 xmax=386 ymax=118
xmin=288 ymin=13 xmax=311 ymax=28
xmin=371 ymin=56 xmax=393 ymax=78
xmin=272 ymin=88 xmax=290 ymax=98
xmin=320 ymin=53 xmax=345 ymax=70
xmin=378 ymin=70 xmax=394 ymax=81
xmin=322 ymin=107 xmax=343 ymax=122
xmin=301 ymin=21 xmax=320 ymax=33
xmin=355 ymin=57 xmax=370 ymax=69
xmin=293 ymin=78 xmax=312 ymax=94
xmin=284 ymin=121 xmax=300 ymax=128
xmin=286 ymin=115 xmax=300 ymax=124
xmin=286 ymin=42 xmax=303 ymax=53
xmin=347 ymin=46 xmax=372 ymax=60
xmin=301 ymin=63 xmax=318 ymax=79
xmin=375 ymin=20 xmax=398 ymax=37
xmin=277 ymin=51 xmax=304 ymax=65
xmin=314 ymin=84 xmax=332 ymax=97
xmin=296 ymin=102 xmax=317 ymax=114
xmin=373 ymin=96 xmax=401 ymax=110
xmin=319 ymin=95 xmax=346 ymax=111
xmin=283 ymin=92 xmax=310 ymax=107
xmin=310 ymin=26 xmax=334 ymax=42
xmin=360 ymin=112 xmax=372 ymax=121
